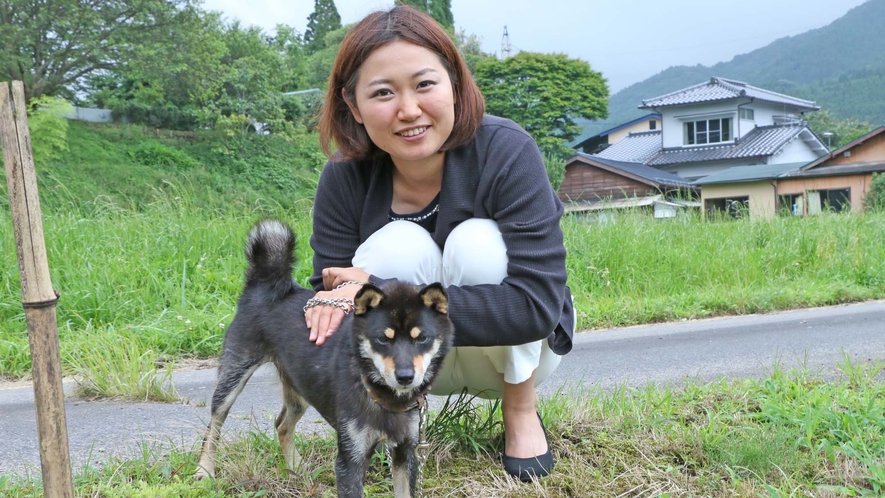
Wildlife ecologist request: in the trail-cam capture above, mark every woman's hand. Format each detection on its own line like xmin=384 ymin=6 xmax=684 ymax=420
xmin=306 ymin=267 xmax=369 ymax=346
xmin=322 ymin=266 xmax=370 ymax=291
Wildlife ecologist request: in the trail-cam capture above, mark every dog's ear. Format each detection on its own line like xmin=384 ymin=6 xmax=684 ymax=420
xmin=419 ymin=283 xmax=448 ymax=314
xmin=354 ymin=284 xmax=384 ymax=315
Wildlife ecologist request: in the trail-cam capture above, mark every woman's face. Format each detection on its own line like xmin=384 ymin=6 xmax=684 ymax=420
xmin=347 ymin=40 xmax=455 ymax=171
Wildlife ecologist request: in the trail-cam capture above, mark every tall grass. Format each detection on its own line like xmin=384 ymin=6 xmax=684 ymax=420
xmin=3 ymin=204 xmax=885 ymax=381
xmin=564 ymin=210 xmax=885 ymax=328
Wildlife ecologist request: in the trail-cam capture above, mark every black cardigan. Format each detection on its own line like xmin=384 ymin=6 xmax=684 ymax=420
xmin=310 ymin=115 xmax=574 ymax=355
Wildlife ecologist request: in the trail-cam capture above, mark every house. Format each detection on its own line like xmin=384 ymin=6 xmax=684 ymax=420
xmin=569 ymin=113 xmax=661 ymax=154
xmin=692 ymin=126 xmax=885 ymax=218
xmin=778 ymin=126 xmax=885 ymax=215
xmin=559 ymin=152 xmax=699 ymax=218
xmin=594 ymin=77 xmax=828 ymax=180
xmin=559 ymin=77 xmax=831 ymax=217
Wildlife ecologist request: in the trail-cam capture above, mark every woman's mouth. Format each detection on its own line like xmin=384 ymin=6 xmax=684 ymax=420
xmin=398 ymin=126 xmax=427 ymax=137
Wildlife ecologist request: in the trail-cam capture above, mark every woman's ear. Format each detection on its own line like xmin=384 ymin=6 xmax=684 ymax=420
xmin=342 ymin=88 xmax=363 ymax=125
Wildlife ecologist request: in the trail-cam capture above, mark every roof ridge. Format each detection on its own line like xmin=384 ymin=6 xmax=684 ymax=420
xmin=627 ymin=129 xmax=662 ymax=136
xmin=641 ymin=81 xmax=711 ymax=106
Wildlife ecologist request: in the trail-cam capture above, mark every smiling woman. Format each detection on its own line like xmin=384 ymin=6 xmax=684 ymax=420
xmin=307 ymin=5 xmax=574 ymax=483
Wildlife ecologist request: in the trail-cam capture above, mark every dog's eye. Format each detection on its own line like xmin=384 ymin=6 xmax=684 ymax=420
xmin=374 ymin=337 xmax=391 ymax=345
xmin=415 ymin=335 xmax=431 ymax=344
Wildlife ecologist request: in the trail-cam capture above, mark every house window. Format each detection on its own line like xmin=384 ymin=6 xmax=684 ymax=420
xmin=705 ymin=196 xmax=749 ymax=219
xmin=809 ymin=188 xmax=851 ymax=214
xmin=739 ymin=108 xmax=755 ymax=120
xmin=685 ymin=118 xmax=732 ymax=145
xmin=649 ymin=120 xmax=657 ymax=130
xmin=778 ymin=194 xmax=804 ymax=216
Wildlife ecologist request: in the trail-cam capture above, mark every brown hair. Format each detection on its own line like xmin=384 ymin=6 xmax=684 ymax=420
xmin=318 ymin=5 xmax=485 ymax=160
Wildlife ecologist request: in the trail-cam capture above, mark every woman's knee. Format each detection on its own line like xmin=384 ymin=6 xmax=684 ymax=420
xmin=443 ymin=219 xmax=508 ymax=286
xmin=353 ymin=221 xmax=442 ymax=283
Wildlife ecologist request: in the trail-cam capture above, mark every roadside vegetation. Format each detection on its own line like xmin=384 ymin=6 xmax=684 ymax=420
xmin=2 ymin=121 xmax=884 ymax=495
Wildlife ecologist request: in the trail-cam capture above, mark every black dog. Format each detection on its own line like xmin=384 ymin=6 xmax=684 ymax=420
xmin=195 ymin=219 xmax=453 ymax=498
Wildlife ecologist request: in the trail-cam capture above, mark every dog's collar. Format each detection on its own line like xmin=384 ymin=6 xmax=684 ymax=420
xmin=363 ymin=378 xmax=430 ymax=413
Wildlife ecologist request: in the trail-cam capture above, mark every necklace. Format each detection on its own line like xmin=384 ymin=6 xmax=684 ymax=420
xmin=389 ymin=203 xmax=439 ymax=222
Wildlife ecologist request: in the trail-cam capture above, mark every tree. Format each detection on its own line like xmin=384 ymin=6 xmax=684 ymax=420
xmin=805 ymin=109 xmax=874 ymax=150
xmin=455 ymin=29 xmax=492 ymax=75
xmin=306 ymin=25 xmax=352 ymax=89
xmin=304 ymin=0 xmax=341 ymax=55
xmin=863 ymin=172 xmax=885 ymax=212
xmin=474 ymin=52 xmax=608 ymax=155
xmin=397 ymin=0 xmax=453 ymax=30
xmin=0 ymin=0 xmax=196 ymax=102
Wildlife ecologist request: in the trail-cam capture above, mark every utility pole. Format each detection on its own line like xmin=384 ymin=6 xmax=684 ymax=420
xmin=501 ymin=25 xmax=512 ymax=59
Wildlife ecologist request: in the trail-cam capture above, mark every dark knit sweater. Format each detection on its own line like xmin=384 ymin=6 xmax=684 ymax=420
xmin=309 ymin=115 xmax=574 ymax=355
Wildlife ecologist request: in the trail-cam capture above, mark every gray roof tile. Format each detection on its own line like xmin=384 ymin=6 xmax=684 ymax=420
xmin=646 ymin=124 xmax=807 ymax=166
xmin=692 ymin=162 xmax=807 ymax=185
xmin=595 ymin=130 xmax=662 ymax=163
xmin=640 ymin=77 xmax=819 ymax=110
xmin=573 ymin=152 xmax=695 ymax=188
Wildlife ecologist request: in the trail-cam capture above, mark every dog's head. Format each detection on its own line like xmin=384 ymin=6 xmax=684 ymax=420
xmin=352 ymin=282 xmax=453 ymax=396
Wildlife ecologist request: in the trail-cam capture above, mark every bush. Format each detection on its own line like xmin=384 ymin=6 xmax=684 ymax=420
xmin=128 ymin=141 xmax=201 ymax=171
xmin=27 ymin=96 xmax=73 ymax=165
xmin=863 ymin=172 xmax=885 ymax=212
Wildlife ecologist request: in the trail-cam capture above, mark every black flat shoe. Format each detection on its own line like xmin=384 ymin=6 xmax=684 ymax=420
xmin=502 ymin=412 xmax=554 ymax=482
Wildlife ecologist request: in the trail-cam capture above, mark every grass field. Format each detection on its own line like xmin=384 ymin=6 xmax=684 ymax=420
xmin=2 ymin=121 xmax=884 ymax=495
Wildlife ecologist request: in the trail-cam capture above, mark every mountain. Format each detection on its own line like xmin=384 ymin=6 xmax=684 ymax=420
xmin=586 ymin=0 xmax=885 ymax=137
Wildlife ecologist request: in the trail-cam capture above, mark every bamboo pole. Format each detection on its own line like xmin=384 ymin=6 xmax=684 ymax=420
xmin=0 ymin=80 xmax=74 ymax=497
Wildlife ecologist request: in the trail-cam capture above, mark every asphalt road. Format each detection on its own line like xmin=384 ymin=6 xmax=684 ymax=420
xmin=2 ymin=300 xmax=884 ymax=478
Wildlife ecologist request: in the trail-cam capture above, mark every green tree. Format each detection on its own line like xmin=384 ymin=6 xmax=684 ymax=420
xmin=474 ymin=52 xmax=609 ymax=155
xmin=0 ymin=0 xmax=196 ymax=102
xmin=304 ymin=0 xmax=341 ymax=55
xmin=455 ymin=29 xmax=492 ymax=75
xmin=805 ymin=109 xmax=874 ymax=150
xmin=863 ymin=172 xmax=885 ymax=212
xmin=397 ymin=0 xmax=453 ymax=30
xmin=306 ymin=25 xmax=352 ymax=89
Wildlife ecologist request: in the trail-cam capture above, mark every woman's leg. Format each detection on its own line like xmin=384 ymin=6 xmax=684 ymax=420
xmin=437 ymin=219 xmax=560 ymax=460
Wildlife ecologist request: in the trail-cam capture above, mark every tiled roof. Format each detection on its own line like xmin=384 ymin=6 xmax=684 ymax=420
xmin=646 ymin=124 xmax=807 ymax=166
xmin=640 ymin=77 xmax=819 ymax=111
xmin=595 ymin=130 xmax=662 ymax=163
xmin=692 ymin=162 xmax=807 ymax=185
xmin=572 ymin=152 xmax=694 ymax=188
xmin=569 ymin=113 xmax=661 ymax=148
xmin=787 ymin=161 xmax=885 ymax=178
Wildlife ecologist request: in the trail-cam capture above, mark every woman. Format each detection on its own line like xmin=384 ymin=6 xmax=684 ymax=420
xmin=304 ymin=5 xmax=574 ymax=482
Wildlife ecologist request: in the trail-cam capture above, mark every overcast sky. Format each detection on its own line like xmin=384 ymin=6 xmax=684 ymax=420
xmin=201 ymin=0 xmax=869 ymax=93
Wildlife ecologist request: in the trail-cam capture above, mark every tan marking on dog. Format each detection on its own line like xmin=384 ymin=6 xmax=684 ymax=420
xmin=420 ymin=287 xmax=448 ymax=314
xmin=384 ymin=328 xmax=395 ymax=340
xmin=354 ymin=287 xmax=384 ymax=315
xmin=410 ymin=327 xmax=421 ymax=339
xmin=383 ymin=356 xmax=396 ymax=378
xmin=418 ymin=340 xmax=442 ymax=383
xmin=412 ymin=354 xmax=426 ymax=379
xmin=359 ymin=338 xmax=389 ymax=385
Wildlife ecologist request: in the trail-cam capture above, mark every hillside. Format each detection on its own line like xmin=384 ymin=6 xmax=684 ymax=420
xmin=0 ymin=121 xmax=326 ymax=214
xmin=586 ymin=0 xmax=885 ymax=137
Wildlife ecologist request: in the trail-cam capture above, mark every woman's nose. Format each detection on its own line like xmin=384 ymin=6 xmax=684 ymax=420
xmin=397 ymin=92 xmax=422 ymax=121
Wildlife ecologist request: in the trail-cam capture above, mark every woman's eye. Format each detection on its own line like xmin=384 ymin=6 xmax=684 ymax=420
xmin=417 ymin=80 xmax=435 ymax=89
xmin=372 ymin=89 xmax=392 ymax=98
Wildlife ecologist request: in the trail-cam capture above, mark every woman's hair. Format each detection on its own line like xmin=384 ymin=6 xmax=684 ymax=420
xmin=318 ymin=5 xmax=485 ymax=160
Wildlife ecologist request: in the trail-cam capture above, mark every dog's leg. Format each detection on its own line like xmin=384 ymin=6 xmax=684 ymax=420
xmin=195 ymin=356 xmax=263 ymax=480
xmin=275 ymin=381 xmax=309 ymax=470
xmin=335 ymin=419 xmax=375 ymax=498
xmin=391 ymin=441 xmax=419 ymax=498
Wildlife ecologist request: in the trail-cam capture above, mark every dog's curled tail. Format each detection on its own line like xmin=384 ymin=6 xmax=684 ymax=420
xmin=244 ymin=219 xmax=297 ymax=300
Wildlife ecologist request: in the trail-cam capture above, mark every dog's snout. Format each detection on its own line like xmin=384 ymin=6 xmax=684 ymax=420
xmin=395 ymin=368 xmax=414 ymax=385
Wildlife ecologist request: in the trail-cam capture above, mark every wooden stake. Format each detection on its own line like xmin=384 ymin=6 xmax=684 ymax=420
xmin=0 ymin=80 xmax=74 ymax=498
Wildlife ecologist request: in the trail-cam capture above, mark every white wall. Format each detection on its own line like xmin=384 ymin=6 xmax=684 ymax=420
xmin=660 ymin=101 xmax=737 ymax=148
xmin=769 ymin=138 xmax=820 ymax=164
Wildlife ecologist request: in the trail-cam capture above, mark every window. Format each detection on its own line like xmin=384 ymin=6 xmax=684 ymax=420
xmin=778 ymin=194 xmax=803 ymax=216
xmin=705 ymin=196 xmax=749 ymax=219
xmin=820 ymin=189 xmax=851 ymax=213
xmin=739 ymin=108 xmax=755 ymax=120
xmin=685 ymin=118 xmax=732 ymax=145
xmin=649 ymin=120 xmax=657 ymax=130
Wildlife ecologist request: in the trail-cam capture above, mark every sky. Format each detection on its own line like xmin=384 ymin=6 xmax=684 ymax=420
xmin=201 ymin=0 xmax=870 ymax=93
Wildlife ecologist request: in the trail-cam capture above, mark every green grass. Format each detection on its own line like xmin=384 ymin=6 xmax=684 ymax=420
xmin=3 ymin=358 xmax=883 ymax=497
